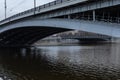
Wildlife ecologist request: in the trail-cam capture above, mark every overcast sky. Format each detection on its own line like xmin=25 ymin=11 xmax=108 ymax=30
xmin=0 ymin=0 xmax=55 ymax=20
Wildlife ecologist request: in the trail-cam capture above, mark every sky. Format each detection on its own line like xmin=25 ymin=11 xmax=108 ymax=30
xmin=0 ymin=0 xmax=55 ymax=20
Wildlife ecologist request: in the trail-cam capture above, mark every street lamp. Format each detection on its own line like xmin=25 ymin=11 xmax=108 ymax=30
xmin=4 ymin=0 xmax=7 ymax=19
xmin=34 ymin=0 xmax=36 ymax=15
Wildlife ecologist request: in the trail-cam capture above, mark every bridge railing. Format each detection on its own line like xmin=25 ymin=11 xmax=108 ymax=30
xmin=0 ymin=0 xmax=74 ymax=25
xmin=73 ymin=15 xmax=120 ymax=23
xmin=0 ymin=0 xmax=119 ymax=25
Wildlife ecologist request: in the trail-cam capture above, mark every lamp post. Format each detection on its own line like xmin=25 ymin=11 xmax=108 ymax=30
xmin=34 ymin=0 xmax=36 ymax=15
xmin=4 ymin=0 xmax=7 ymax=19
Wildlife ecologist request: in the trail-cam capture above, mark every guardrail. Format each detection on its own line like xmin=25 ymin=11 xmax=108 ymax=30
xmin=0 ymin=0 xmax=119 ymax=26
xmin=0 ymin=0 xmax=74 ymax=25
xmin=73 ymin=15 xmax=120 ymax=23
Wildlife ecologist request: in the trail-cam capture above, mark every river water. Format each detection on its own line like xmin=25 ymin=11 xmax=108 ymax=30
xmin=0 ymin=43 xmax=120 ymax=80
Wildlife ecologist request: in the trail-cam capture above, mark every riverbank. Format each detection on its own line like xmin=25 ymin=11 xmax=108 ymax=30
xmin=33 ymin=41 xmax=80 ymax=46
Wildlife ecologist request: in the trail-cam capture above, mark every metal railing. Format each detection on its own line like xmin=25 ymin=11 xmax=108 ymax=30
xmin=72 ymin=15 xmax=120 ymax=23
xmin=0 ymin=0 xmax=119 ymax=25
xmin=0 ymin=0 xmax=73 ymax=25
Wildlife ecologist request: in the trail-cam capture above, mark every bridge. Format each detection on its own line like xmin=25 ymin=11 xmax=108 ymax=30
xmin=0 ymin=0 xmax=120 ymax=47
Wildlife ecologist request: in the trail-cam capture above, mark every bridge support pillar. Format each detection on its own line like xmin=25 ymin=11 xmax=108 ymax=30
xmin=93 ymin=10 xmax=96 ymax=21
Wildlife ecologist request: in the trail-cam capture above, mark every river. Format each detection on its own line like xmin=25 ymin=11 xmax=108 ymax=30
xmin=0 ymin=43 xmax=120 ymax=80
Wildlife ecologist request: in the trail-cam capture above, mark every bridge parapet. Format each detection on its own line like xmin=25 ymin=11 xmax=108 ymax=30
xmin=0 ymin=0 xmax=120 ymax=26
xmin=0 ymin=0 xmax=87 ymax=25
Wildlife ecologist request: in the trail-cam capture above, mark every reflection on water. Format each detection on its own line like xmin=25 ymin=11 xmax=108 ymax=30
xmin=0 ymin=44 xmax=120 ymax=80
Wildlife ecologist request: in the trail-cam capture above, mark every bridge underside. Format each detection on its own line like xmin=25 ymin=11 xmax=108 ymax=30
xmin=0 ymin=27 xmax=70 ymax=47
xmin=0 ymin=27 xmax=111 ymax=47
xmin=0 ymin=27 xmax=110 ymax=47
xmin=0 ymin=18 xmax=119 ymax=47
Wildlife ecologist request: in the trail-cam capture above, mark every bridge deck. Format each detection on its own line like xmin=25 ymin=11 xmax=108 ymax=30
xmin=0 ymin=0 xmax=120 ymax=25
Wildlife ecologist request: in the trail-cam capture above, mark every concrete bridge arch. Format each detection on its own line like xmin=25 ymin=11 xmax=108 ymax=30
xmin=0 ymin=18 xmax=120 ymax=46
